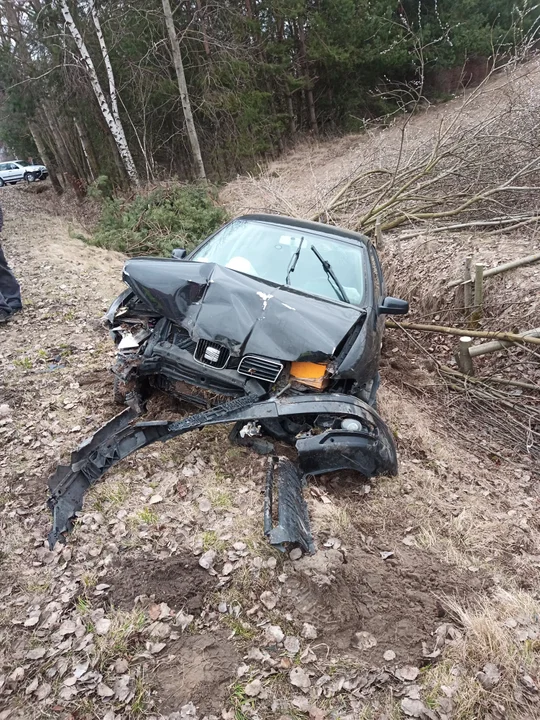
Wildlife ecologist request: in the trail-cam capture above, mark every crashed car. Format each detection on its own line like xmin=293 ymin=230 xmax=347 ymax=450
xmin=47 ymin=214 xmax=408 ymax=552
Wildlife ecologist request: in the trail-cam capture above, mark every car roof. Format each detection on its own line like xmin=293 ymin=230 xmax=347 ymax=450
xmin=237 ymin=213 xmax=370 ymax=246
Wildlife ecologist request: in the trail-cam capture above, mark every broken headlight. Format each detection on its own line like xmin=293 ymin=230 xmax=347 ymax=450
xmin=289 ymin=362 xmax=329 ymax=390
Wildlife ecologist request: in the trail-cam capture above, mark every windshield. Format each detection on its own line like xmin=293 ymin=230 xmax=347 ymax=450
xmin=190 ymin=219 xmax=366 ymax=306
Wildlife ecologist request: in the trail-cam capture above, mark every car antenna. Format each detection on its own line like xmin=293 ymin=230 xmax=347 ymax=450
xmin=285 ymin=236 xmax=304 ymax=285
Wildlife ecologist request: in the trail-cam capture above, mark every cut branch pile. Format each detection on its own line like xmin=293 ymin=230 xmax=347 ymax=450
xmin=439 ymin=366 xmax=540 ymax=461
xmin=310 ymin=60 xmax=540 ymax=237
xmin=387 ymin=319 xmax=540 ymax=462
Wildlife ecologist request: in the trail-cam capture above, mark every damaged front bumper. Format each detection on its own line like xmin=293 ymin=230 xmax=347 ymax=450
xmin=47 ymin=392 xmax=397 ymax=553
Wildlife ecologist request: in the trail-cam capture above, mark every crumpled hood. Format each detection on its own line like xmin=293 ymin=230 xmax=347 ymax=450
xmin=123 ymin=258 xmax=364 ymax=362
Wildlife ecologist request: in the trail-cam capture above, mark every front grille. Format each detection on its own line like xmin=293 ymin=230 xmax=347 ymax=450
xmin=238 ymin=355 xmax=283 ymax=383
xmin=194 ymin=339 xmax=230 ymax=368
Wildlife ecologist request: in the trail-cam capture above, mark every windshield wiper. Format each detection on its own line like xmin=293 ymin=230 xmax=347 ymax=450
xmin=285 ymin=237 xmax=304 ymax=285
xmin=310 ymin=245 xmax=350 ymax=304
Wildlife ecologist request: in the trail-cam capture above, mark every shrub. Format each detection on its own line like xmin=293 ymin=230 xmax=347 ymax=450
xmin=89 ymin=183 xmax=227 ymax=256
xmin=87 ymin=174 xmax=114 ymax=200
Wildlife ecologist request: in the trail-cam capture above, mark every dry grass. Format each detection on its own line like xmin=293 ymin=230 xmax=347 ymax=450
xmin=423 ymin=589 xmax=540 ymax=719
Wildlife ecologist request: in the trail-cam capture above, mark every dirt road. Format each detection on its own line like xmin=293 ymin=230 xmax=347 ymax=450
xmin=1 ymin=185 xmax=539 ymax=719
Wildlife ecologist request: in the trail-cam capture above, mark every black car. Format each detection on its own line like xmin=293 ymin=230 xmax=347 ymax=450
xmin=47 ymin=214 xmax=408 ymax=552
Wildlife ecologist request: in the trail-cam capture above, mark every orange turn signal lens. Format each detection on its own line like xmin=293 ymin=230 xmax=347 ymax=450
xmin=290 ymin=362 xmax=328 ymax=389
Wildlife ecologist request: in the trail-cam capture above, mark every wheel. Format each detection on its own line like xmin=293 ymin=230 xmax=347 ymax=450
xmin=24 ymin=172 xmax=37 ymax=183
xmin=113 ymin=375 xmax=128 ymax=405
xmin=0 ymin=178 xmax=4 ymax=187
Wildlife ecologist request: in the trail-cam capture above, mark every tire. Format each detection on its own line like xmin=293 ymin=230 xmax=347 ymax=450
xmin=0 ymin=178 xmax=5 ymax=187
xmin=24 ymin=172 xmax=37 ymax=183
xmin=113 ymin=375 xmax=128 ymax=405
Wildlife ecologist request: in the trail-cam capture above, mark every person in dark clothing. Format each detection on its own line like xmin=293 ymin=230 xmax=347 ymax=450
xmin=0 ymin=203 xmax=22 ymax=322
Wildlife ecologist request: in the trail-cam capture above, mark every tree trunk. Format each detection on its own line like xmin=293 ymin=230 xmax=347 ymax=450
xmin=74 ymin=117 xmax=97 ymax=181
xmin=162 ymin=0 xmax=206 ymax=180
xmin=28 ymin=122 xmax=64 ymax=195
xmin=297 ymin=20 xmax=318 ymax=135
xmin=58 ymin=0 xmax=139 ymax=187
xmin=41 ymin=123 xmax=66 ymax=186
xmin=57 ymin=115 xmax=86 ymax=181
xmin=195 ymin=0 xmax=211 ymax=57
xmin=42 ymin=102 xmax=86 ymax=198
xmin=286 ymin=94 xmax=296 ymax=136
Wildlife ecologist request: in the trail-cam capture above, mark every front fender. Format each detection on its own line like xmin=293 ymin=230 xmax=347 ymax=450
xmin=103 ymin=287 xmax=134 ymax=325
xmin=196 ymin=392 xmax=398 ymax=478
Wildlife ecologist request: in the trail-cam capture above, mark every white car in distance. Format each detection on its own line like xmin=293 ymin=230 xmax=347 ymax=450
xmin=0 ymin=160 xmax=49 ymax=186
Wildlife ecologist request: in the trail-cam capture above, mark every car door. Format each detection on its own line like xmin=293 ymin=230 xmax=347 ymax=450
xmin=0 ymin=163 xmax=13 ymax=183
xmin=8 ymin=163 xmax=24 ymax=181
xmin=1 ymin=163 xmax=20 ymax=182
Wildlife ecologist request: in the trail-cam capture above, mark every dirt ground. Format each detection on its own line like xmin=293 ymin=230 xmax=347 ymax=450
xmin=1 ymin=68 xmax=540 ymax=719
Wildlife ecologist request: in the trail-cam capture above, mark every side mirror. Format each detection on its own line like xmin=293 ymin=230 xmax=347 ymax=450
xmin=378 ymin=296 xmax=409 ymax=315
xmin=172 ymin=248 xmax=187 ymax=260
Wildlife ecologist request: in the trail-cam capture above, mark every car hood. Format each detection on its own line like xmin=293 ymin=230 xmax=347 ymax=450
xmin=24 ymin=164 xmax=46 ymax=171
xmin=123 ymin=258 xmax=364 ymax=362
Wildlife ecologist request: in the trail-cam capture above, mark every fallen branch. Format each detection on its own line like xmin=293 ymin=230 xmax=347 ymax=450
xmin=397 ymin=215 xmax=540 ymax=240
xmin=448 ymin=251 xmax=540 ymax=289
xmin=440 ymin=366 xmax=540 ymax=392
xmin=309 ymin=169 xmax=392 ymax=222
xmin=385 ymin=320 xmax=540 ymax=346
xmin=468 ymin=328 xmax=540 ymax=357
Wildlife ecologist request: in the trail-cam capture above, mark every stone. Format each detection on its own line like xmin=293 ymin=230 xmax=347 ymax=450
xmin=352 ymin=631 xmax=377 ymax=650
xmin=284 ymin=636 xmax=300 ymax=654
xmin=289 ymin=667 xmax=311 ymax=690
xmin=199 ymin=550 xmax=216 ymax=570
xmin=265 ymin=625 xmax=285 ymax=644
xmin=94 ymin=617 xmax=111 ymax=636
xmin=244 ymin=678 xmax=262 ymax=697
xmin=115 ymin=658 xmax=129 ymax=674
xmin=301 ymin=623 xmax=318 ymax=640
xmin=260 ymin=591 xmax=277 ymax=610
xmin=396 ymin=666 xmax=419 ymax=682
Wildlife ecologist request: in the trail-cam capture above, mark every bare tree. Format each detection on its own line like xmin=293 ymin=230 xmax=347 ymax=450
xmin=161 ymin=0 xmax=206 ymax=180
xmin=58 ymin=0 xmax=140 ymax=186
xmin=28 ymin=121 xmax=64 ymax=195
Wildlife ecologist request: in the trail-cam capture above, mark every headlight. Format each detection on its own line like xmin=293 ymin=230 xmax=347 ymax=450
xmin=290 ymin=362 xmax=328 ymax=390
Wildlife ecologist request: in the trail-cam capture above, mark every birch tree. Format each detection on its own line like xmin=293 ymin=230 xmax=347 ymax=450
xmin=57 ymin=0 xmax=139 ymax=186
xmin=162 ymin=0 xmax=206 ymax=180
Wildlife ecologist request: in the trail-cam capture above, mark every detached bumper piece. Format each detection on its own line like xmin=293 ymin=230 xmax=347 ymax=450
xmin=47 ymin=392 xmax=397 ymax=552
xmin=47 ymin=394 xmax=261 ymax=548
xmin=264 ymin=457 xmax=315 ymax=555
